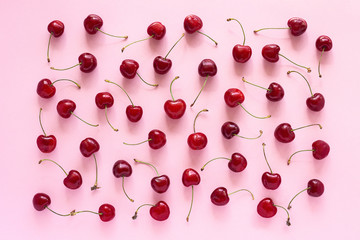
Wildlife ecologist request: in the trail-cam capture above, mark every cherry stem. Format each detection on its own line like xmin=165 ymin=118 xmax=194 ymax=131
xmin=287 ymin=149 xmax=315 ymax=165
xmin=234 ymin=130 xmax=263 ymax=140
xmin=47 ymin=33 xmax=53 ymax=63
xmin=39 ymin=108 xmax=47 ymax=136
xmin=262 ymin=143 xmax=273 ymax=174
xmin=242 ymin=77 xmax=270 ymax=91
xmin=186 ymin=185 xmax=195 ymax=222
xmin=70 ymin=112 xmax=99 ymax=127
xmin=190 ymin=75 xmax=209 ymax=107
xmin=95 ymin=27 xmax=128 ymax=39
xmin=134 ymin=159 xmax=159 ymax=176
xmin=291 ymin=123 xmax=322 ymax=132
xmin=164 ymin=33 xmax=185 ymax=59
xmin=136 ymin=72 xmax=158 ymax=87
xmin=238 ymin=103 xmax=271 ymax=119
xmin=287 ymin=187 xmax=311 ymax=210
xmin=39 ymin=159 xmax=68 ymax=176
xmin=121 ymin=35 xmax=154 ymax=52
xmin=132 ymin=203 xmax=155 ymax=220
xmin=279 ymin=54 xmax=311 ymax=72
xmin=123 ymin=138 xmax=152 ymax=146
xmin=51 ymin=79 xmax=81 ymax=89
xmin=122 ymin=176 xmax=134 ymax=202
xmin=105 ymin=105 xmax=118 ymax=132
xmin=273 ymin=204 xmax=291 ymax=226
xmin=169 ymin=76 xmax=180 ymax=101
xmin=254 ymin=27 xmax=290 ymax=33
xmin=228 ymin=189 xmax=255 ymax=200
xmin=105 ymin=79 xmax=134 ymax=106
xmin=287 ymin=70 xmax=314 ymax=96
xmin=196 ymin=31 xmax=218 ymax=46
xmin=201 ymin=157 xmax=231 ymax=171
xmin=91 ymin=154 xmax=100 ymax=191
xmin=46 ymin=206 xmax=102 ymax=217
xmin=227 ymin=18 xmax=246 ymax=45
xmin=50 ymin=62 xmax=82 ymax=71
xmin=318 ymin=48 xmax=325 ymax=78
xmin=193 ymin=109 xmax=208 ymax=133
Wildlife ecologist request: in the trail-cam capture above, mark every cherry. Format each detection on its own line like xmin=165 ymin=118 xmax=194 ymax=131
xmin=98 ymin=204 xmax=116 ymax=222
xmin=83 ymin=14 xmax=128 ymax=38
xmin=190 ymin=59 xmax=217 ymax=107
xmin=257 ymin=198 xmax=291 ymax=226
xmin=287 ymin=70 xmax=325 ymax=111
xmin=316 ymin=35 xmax=333 ymax=78
xmin=242 ymin=77 xmax=284 ymax=102
xmin=210 ymin=187 xmax=254 ymax=206
xmin=124 ymin=129 xmax=166 ymax=149
xmin=287 ymin=179 xmax=325 ymax=210
xmin=262 ymin=44 xmax=311 ymax=72
xmin=134 ymin=159 xmax=170 ymax=193
xmin=182 ymin=168 xmax=200 ymax=222
xmin=37 ymin=108 xmax=56 ymax=153
xmin=164 ymin=76 xmax=186 ymax=119
xmin=254 ymin=17 xmax=307 ymax=36
xmin=80 ymin=137 xmax=100 ymax=190
xmin=132 ymin=201 xmax=170 ymax=221
xmin=221 ymin=121 xmax=263 ymax=140
xmin=113 ymin=160 xmax=134 ymax=202
xmin=33 ymin=193 xmax=51 ymax=211
xmin=201 ymin=152 xmax=247 ymax=172
xmin=274 ymin=123 xmax=322 ymax=143
xmin=120 ymin=59 xmax=158 ymax=87
xmin=95 ymin=92 xmax=118 ymax=131
xmin=261 ymin=143 xmax=281 ymax=190
xmin=50 ymin=53 xmax=97 ymax=73
xmin=37 ymin=78 xmax=80 ymax=99
xmin=183 ymin=14 xmax=217 ymax=45
xmin=121 ymin=21 xmax=166 ymax=52
xmin=224 ymin=88 xmax=271 ymax=119
xmin=287 ymin=140 xmax=330 ymax=165
xmin=39 ymin=159 xmax=82 ymax=189
xmin=57 ymin=99 xmax=99 ymax=127
xmin=153 ymin=33 xmax=185 ymax=74
xmin=187 ymin=109 xmax=208 ymax=150
xmin=47 ymin=20 xmax=64 ymax=62
xmin=227 ymin=18 xmax=252 ymax=63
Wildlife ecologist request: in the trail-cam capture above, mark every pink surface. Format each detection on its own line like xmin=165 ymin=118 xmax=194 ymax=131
xmin=1 ymin=0 xmax=359 ymax=239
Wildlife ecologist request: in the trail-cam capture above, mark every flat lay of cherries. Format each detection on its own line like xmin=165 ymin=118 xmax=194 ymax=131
xmin=34 ymin=14 xmax=332 ymax=225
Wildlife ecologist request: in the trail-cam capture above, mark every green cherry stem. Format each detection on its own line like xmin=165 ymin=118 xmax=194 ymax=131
xmin=95 ymin=27 xmax=128 ymax=39
xmin=51 ymin=79 xmax=81 ymax=89
xmin=105 ymin=105 xmax=118 ymax=132
xmin=280 ymin=54 xmax=311 ymax=73
xmin=254 ymin=27 xmax=289 ymax=33
xmin=242 ymin=77 xmax=270 ymax=91
xmin=190 ymin=75 xmax=209 ymax=107
xmin=287 ymin=187 xmax=311 ymax=210
xmin=122 ymin=176 xmax=134 ymax=202
xmin=39 ymin=108 xmax=47 ymax=136
xmin=50 ymin=62 xmax=82 ymax=71
xmin=136 ymin=72 xmax=158 ymax=87
xmin=104 ymin=79 xmax=134 ymax=106
xmin=273 ymin=204 xmax=291 ymax=226
xmin=234 ymin=130 xmax=263 ymax=139
xmin=193 ymin=109 xmax=208 ymax=133
xmin=196 ymin=31 xmax=218 ymax=46
xmin=169 ymin=76 xmax=180 ymax=101
xmin=238 ymin=103 xmax=271 ymax=119
xmin=134 ymin=159 xmax=159 ymax=176
xmin=287 ymin=149 xmax=315 ymax=165
xmin=262 ymin=143 xmax=273 ymax=174
xmin=287 ymin=70 xmax=314 ymax=96
xmin=47 ymin=33 xmax=53 ymax=62
xmin=201 ymin=157 xmax=230 ymax=171
xmin=46 ymin=206 xmax=102 ymax=217
xmin=70 ymin=111 xmax=99 ymax=127
xmin=90 ymin=154 xmax=100 ymax=191
xmin=121 ymin=35 xmax=154 ymax=52
xmin=186 ymin=185 xmax=195 ymax=222
xmin=228 ymin=189 xmax=255 ymax=200
xmin=227 ymin=18 xmax=246 ymax=45
xmin=318 ymin=48 xmax=325 ymax=78
xmin=164 ymin=33 xmax=185 ymax=59
xmin=132 ymin=203 xmax=155 ymax=220
xmin=123 ymin=139 xmax=152 ymax=146
xmin=39 ymin=159 xmax=68 ymax=176
xmin=291 ymin=124 xmax=322 ymax=132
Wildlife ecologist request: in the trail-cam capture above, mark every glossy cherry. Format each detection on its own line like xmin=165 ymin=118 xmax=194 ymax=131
xmin=274 ymin=123 xmax=322 ymax=143
xmin=133 ymin=201 xmax=170 ymax=221
xmin=124 ymin=129 xmax=166 ymax=149
xmin=242 ymin=77 xmax=284 ymax=102
xmin=33 ymin=193 xmax=51 ymax=211
xmin=37 ymin=108 xmax=56 ymax=153
xmin=95 ymin=92 xmax=118 ymax=131
xmin=287 ymin=179 xmax=325 ymax=210
xmin=227 ymin=18 xmax=252 ymax=63
xmin=120 ymin=59 xmax=158 ymax=87
xmin=182 ymin=168 xmax=200 ymax=222
xmin=221 ymin=121 xmax=239 ymax=139
xmin=261 ymin=143 xmax=281 ymax=190
xmin=287 ymin=140 xmax=330 ymax=165
xmin=183 ymin=14 xmax=217 ymax=45
xmin=50 ymin=53 xmax=97 ymax=73
xmin=254 ymin=17 xmax=307 ymax=36
xmin=257 ymin=198 xmax=291 ymax=226
xmin=164 ymin=76 xmax=186 ymax=119
xmin=201 ymin=152 xmax=247 ymax=172
xmin=113 ymin=160 xmax=134 ymax=202
xmin=37 ymin=78 xmax=80 ymax=99
xmin=57 ymin=99 xmax=98 ymax=127
xmin=83 ymin=14 xmax=128 ymax=39
xmin=98 ymin=204 xmax=116 ymax=222
xmin=187 ymin=109 xmax=208 ymax=150
xmin=316 ymin=35 xmax=333 ymax=78
xmin=80 ymin=137 xmax=100 ymax=190
xmin=210 ymin=187 xmax=254 ymax=206
xmin=47 ymin=20 xmax=64 ymax=62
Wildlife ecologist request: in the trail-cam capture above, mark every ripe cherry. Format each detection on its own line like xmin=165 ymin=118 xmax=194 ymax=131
xmin=121 ymin=21 xmax=166 ymax=52
xmin=201 ymin=152 xmax=247 ymax=172
xmin=254 ymin=17 xmax=307 ymax=36
xmin=316 ymin=35 xmax=333 ymax=78
xmin=124 ymin=129 xmax=166 ymax=149
xmin=95 ymin=92 xmax=118 ymax=131
xmin=224 ymin=88 xmax=271 ymax=119
xmin=33 ymin=193 xmax=51 ymax=211
xmin=37 ymin=78 xmax=80 ymax=99
xmin=132 ymin=201 xmax=170 ymax=221
xmin=257 ymin=198 xmax=291 ymax=226
xmin=80 ymin=137 xmax=100 ymax=190
xmin=187 ymin=109 xmax=208 ymax=150
xmin=164 ymin=76 xmax=186 ymax=119
xmin=120 ymin=59 xmax=158 ymax=87
xmin=184 ymin=14 xmax=217 ymax=45
xmin=287 ymin=70 xmax=325 ymax=111
xmin=262 ymin=44 xmax=311 ymax=72
xmin=261 ymin=143 xmax=281 ymax=190
xmin=210 ymin=187 xmax=254 ymax=206
xmin=287 ymin=179 xmax=325 ymax=210
xmin=242 ymin=77 xmax=284 ymax=102
xmin=190 ymin=59 xmax=217 ymax=107
xmin=287 ymin=140 xmax=330 ymax=165
xmin=221 ymin=121 xmax=263 ymax=140
xmin=47 ymin=20 xmax=64 ymax=62
xmin=274 ymin=123 xmax=322 ymax=143
xmin=84 ymin=14 xmax=128 ymax=38
xmin=39 ymin=159 xmax=82 ymax=189
xmin=134 ymin=159 xmax=170 ymax=193
xmin=98 ymin=204 xmax=116 ymax=222
xmin=227 ymin=18 xmax=252 ymax=63
xmin=37 ymin=108 xmax=56 ymax=153
xmin=50 ymin=53 xmax=97 ymax=73
xmin=182 ymin=168 xmax=200 ymax=222
xmin=113 ymin=160 xmax=134 ymax=202
xmin=57 ymin=99 xmax=99 ymax=127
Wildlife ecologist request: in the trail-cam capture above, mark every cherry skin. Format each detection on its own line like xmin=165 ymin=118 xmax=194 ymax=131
xmin=33 ymin=193 xmax=51 ymax=211
xmin=83 ymin=14 xmax=103 ymax=34
xmin=221 ymin=121 xmax=239 ymax=139
xmin=198 ymin=59 xmax=217 ymax=77
xmin=228 ymin=153 xmax=247 ymax=172
xmin=37 ymin=135 xmax=57 ymax=153
xmin=257 ymin=198 xmax=277 ymax=218
xmin=164 ymin=99 xmax=186 ymax=119
xmin=151 ymin=175 xmax=170 ymax=194
xmin=78 ymin=53 xmax=97 ymax=73
xmin=80 ymin=137 xmax=100 ymax=157
xmin=232 ymin=45 xmax=252 ymax=63
xmin=95 ymin=92 xmax=114 ymax=109
xmin=150 ymin=201 xmax=170 ymax=221
xmin=266 ymin=83 xmax=284 ymax=101
xmin=57 ymin=99 xmax=76 ymax=118
xmin=274 ymin=123 xmax=295 ymax=143
xmin=224 ymin=88 xmax=245 ymax=107
xmin=262 ymin=44 xmax=280 ymax=62
xmin=48 ymin=20 xmax=64 ymax=37
xmin=182 ymin=168 xmax=201 ymax=186
xmin=184 ymin=15 xmax=203 ymax=33
xmin=316 ymin=35 xmax=333 ymax=52
xmin=120 ymin=59 xmax=139 ymax=79
xmin=112 ymin=160 xmax=132 ymax=178
xmin=287 ymin=17 xmax=307 ymax=36
xmin=307 ymin=179 xmax=325 ymax=197
xmin=148 ymin=130 xmax=167 ymax=149
xmin=126 ymin=105 xmax=143 ymax=122
xmin=187 ymin=132 xmax=207 ymax=150
xmin=63 ymin=170 xmax=83 ymax=189
xmin=211 ymin=187 xmax=229 ymax=206
xmin=147 ymin=22 xmax=166 ymax=40
xmin=306 ymin=93 xmax=325 ymax=111
xmin=312 ymin=140 xmax=330 ymax=159
xmin=98 ymin=204 xmax=115 ymax=222
xmin=262 ymin=172 xmax=281 ymax=190
xmin=153 ymin=56 xmax=172 ymax=74
xmin=37 ymin=79 xmax=56 ymax=98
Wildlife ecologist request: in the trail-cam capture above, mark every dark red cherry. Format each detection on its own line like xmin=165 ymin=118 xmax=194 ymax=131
xmin=126 ymin=105 xmax=143 ymax=122
xmin=232 ymin=45 xmax=252 ymax=63
xmin=112 ymin=160 xmax=132 ymax=178
xmin=262 ymin=44 xmax=280 ymax=62
xmin=210 ymin=187 xmax=229 ymax=206
xmin=151 ymin=175 xmax=170 ymax=194
xmin=182 ymin=168 xmax=200 ymax=186
xmin=120 ymin=59 xmax=139 ymax=79
xmin=63 ymin=170 xmax=83 ymax=189
xmin=307 ymin=179 xmax=325 ymax=197
xmin=148 ymin=130 xmax=166 ymax=149
xmin=228 ymin=153 xmax=247 ymax=172
xmin=164 ymin=99 xmax=186 ymax=119
xmin=147 ymin=22 xmax=166 ymax=40
xmin=80 ymin=137 xmax=100 ymax=157
xmin=37 ymin=79 xmax=56 ymax=98
xmin=184 ymin=15 xmax=203 ymax=33
xmin=266 ymin=83 xmax=284 ymax=101
xmin=312 ymin=140 xmax=330 ymax=159
xmin=33 ymin=193 xmax=51 ymax=211
xmin=224 ymin=88 xmax=245 ymax=107
xmin=78 ymin=53 xmax=97 ymax=73
xmin=98 ymin=203 xmax=115 ymax=222
xmin=306 ymin=93 xmax=325 ymax=111
xmin=187 ymin=133 xmax=207 ymax=150
xmin=287 ymin=17 xmax=307 ymax=36
xmin=274 ymin=123 xmax=295 ymax=143
xmin=95 ymin=92 xmax=114 ymax=109
xmin=221 ymin=121 xmax=239 ymax=139
xmin=198 ymin=59 xmax=217 ymax=77
xmin=257 ymin=198 xmax=277 ymax=218
xmin=262 ymin=172 xmax=281 ymax=190
xmin=153 ymin=56 xmax=172 ymax=74
xmin=57 ymin=99 xmax=76 ymax=118
xmin=83 ymin=14 xmax=103 ymax=34
xmin=48 ymin=20 xmax=64 ymax=37
xmin=150 ymin=201 xmax=170 ymax=221
xmin=37 ymin=135 xmax=57 ymax=153
xmin=316 ymin=35 xmax=333 ymax=52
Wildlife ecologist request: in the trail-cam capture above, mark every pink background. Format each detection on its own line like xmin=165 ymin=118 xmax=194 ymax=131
xmin=1 ymin=0 xmax=359 ymax=239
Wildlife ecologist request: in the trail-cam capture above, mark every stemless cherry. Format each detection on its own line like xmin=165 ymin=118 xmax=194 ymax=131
xmin=37 ymin=78 xmax=80 ymax=99
xmin=184 ymin=14 xmax=217 ymax=45
xmin=47 ymin=20 xmax=64 ymax=62
xmin=84 ymin=14 xmax=128 ymax=38
xmin=50 ymin=53 xmax=97 ymax=73
xmin=182 ymin=168 xmax=201 ymax=222
xmin=124 ymin=129 xmax=166 ymax=149
xmin=113 ymin=160 xmax=134 ymax=202
xmin=120 ymin=59 xmax=158 ymax=87
xmin=242 ymin=77 xmax=284 ymax=102
xmin=210 ymin=187 xmax=254 ymax=206
xmin=98 ymin=204 xmax=116 ymax=222
xmin=80 ymin=137 xmax=100 ymax=190
xmin=57 ymin=99 xmax=99 ymax=127
xmin=95 ymin=92 xmax=118 ymax=131
xmin=257 ymin=198 xmax=291 ymax=226
xmin=261 ymin=143 xmax=281 ymax=190
xmin=274 ymin=123 xmax=322 ymax=143
xmin=227 ymin=18 xmax=252 ymax=63
xmin=33 ymin=193 xmax=51 ymax=211
xmin=201 ymin=152 xmax=248 ymax=173
xmin=37 ymin=108 xmax=57 ymax=153
xmin=316 ymin=35 xmax=333 ymax=78
xmin=187 ymin=109 xmax=208 ymax=150
xmin=164 ymin=76 xmax=186 ymax=119
xmin=132 ymin=201 xmax=170 ymax=221
xmin=254 ymin=17 xmax=307 ymax=36
xmin=287 ymin=179 xmax=325 ymax=210
xmin=287 ymin=140 xmax=330 ymax=165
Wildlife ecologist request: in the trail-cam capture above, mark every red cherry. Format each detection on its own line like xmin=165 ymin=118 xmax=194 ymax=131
xmin=150 ymin=201 xmax=170 ymax=221
xmin=47 ymin=20 xmax=64 ymax=62
xmin=221 ymin=121 xmax=239 ymax=139
xmin=198 ymin=59 xmax=217 ymax=77
xmin=113 ymin=160 xmax=134 ymax=202
xmin=182 ymin=168 xmax=201 ymax=187
xmin=153 ymin=56 xmax=172 ymax=74
xmin=287 ymin=17 xmax=307 ymax=36
xmin=80 ymin=137 xmax=100 ymax=157
xmin=261 ymin=143 xmax=281 ymax=190
xmin=37 ymin=78 xmax=80 ymax=99
xmin=184 ymin=15 xmax=203 ymax=33
xmin=95 ymin=92 xmax=117 ymax=131
xmin=33 ymin=193 xmax=51 ymax=211
xmin=242 ymin=77 xmax=284 ymax=102
xmin=274 ymin=123 xmax=322 ymax=143
xmin=210 ymin=187 xmax=229 ymax=206
xmin=262 ymin=44 xmax=280 ymax=62
xmin=78 ymin=53 xmax=97 ymax=73
xmin=288 ymin=179 xmax=324 ymax=210
xmin=164 ymin=76 xmax=186 ymax=119
xmin=147 ymin=22 xmax=166 ymax=40
xmin=316 ymin=35 xmax=333 ymax=52
xmin=84 ymin=14 xmax=103 ymax=34
xmin=228 ymin=153 xmax=247 ymax=172
xmin=287 ymin=140 xmax=330 ymax=165
xmin=120 ymin=59 xmax=139 ymax=79
xmin=37 ymin=108 xmax=57 ymax=153
xmin=57 ymin=99 xmax=76 ymax=118
xmin=98 ymin=204 xmax=115 ymax=222
xmin=257 ymin=198 xmax=277 ymax=218
xmin=187 ymin=109 xmax=208 ymax=150
xmin=148 ymin=129 xmax=167 ymax=149
xmin=227 ymin=18 xmax=252 ymax=63
xmin=224 ymin=88 xmax=244 ymax=107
